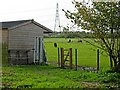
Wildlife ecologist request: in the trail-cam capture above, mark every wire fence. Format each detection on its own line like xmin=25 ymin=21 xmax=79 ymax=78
xmin=44 ymin=38 xmax=110 ymax=69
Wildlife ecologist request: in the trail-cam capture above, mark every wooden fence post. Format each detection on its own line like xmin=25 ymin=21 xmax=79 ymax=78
xmin=69 ymin=48 xmax=72 ymax=69
xmin=75 ymin=49 xmax=77 ymax=70
xmin=58 ymin=48 xmax=60 ymax=67
xmin=61 ymin=48 xmax=64 ymax=68
xmin=97 ymin=49 xmax=100 ymax=71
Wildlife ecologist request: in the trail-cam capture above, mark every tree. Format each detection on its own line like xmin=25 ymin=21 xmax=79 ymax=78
xmin=63 ymin=26 xmax=69 ymax=32
xmin=63 ymin=0 xmax=120 ymax=71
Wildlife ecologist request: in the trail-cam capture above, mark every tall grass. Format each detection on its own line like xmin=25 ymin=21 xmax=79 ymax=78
xmin=2 ymin=65 xmax=120 ymax=88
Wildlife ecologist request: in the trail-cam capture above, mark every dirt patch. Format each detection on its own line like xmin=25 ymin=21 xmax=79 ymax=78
xmin=81 ymin=82 xmax=100 ymax=88
xmin=49 ymin=61 xmax=97 ymax=71
xmin=77 ymin=66 xmax=97 ymax=71
xmin=2 ymin=82 xmax=14 ymax=87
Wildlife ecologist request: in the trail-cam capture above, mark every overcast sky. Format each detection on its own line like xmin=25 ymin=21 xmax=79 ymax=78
xmin=0 ymin=0 xmax=76 ymax=31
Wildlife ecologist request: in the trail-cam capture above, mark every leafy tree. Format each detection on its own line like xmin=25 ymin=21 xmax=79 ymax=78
xmin=63 ymin=26 xmax=69 ymax=32
xmin=63 ymin=0 xmax=120 ymax=71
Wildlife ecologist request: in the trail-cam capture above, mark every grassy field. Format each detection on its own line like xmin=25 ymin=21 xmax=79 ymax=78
xmin=44 ymin=38 xmax=110 ymax=68
xmin=1 ymin=38 xmax=120 ymax=89
xmin=2 ymin=65 xmax=120 ymax=89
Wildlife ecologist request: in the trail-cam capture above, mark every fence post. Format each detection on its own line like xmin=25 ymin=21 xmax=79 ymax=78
xmin=58 ymin=48 xmax=60 ymax=67
xmin=61 ymin=48 xmax=64 ymax=68
xmin=97 ymin=49 xmax=100 ymax=71
xmin=70 ymin=48 xmax=72 ymax=69
xmin=75 ymin=49 xmax=77 ymax=70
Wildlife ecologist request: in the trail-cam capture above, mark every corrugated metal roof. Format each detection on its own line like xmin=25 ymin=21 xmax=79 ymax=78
xmin=1 ymin=19 xmax=32 ymax=29
xmin=0 ymin=19 xmax=53 ymax=33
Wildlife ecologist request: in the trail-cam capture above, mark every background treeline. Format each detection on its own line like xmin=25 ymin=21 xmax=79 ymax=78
xmin=45 ymin=31 xmax=120 ymax=38
xmin=45 ymin=31 xmax=93 ymax=38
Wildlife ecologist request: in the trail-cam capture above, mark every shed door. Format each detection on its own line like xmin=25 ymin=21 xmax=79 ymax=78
xmin=34 ymin=37 xmax=43 ymax=64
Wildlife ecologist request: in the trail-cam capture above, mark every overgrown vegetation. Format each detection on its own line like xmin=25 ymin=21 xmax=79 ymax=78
xmin=63 ymin=1 xmax=120 ymax=71
xmin=2 ymin=65 xmax=120 ymax=89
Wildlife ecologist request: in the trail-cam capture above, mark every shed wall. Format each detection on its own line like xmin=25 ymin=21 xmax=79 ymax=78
xmin=8 ymin=23 xmax=44 ymax=64
xmin=8 ymin=23 xmax=43 ymax=49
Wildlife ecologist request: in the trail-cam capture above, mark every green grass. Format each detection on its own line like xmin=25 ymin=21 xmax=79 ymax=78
xmin=44 ymin=38 xmax=109 ymax=68
xmin=2 ymin=65 xmax=120 ymax=89
xmin=1 ymin=38 xmax=110 ymax=68
xmin=1 ymin=39 xmax=120 ymax=89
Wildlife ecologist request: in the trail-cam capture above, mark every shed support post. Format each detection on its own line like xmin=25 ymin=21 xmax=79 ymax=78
xmin=40 ymin=37 xmax=43 ymax=63
xmin=26 ymin=51 xmax=29 ymax=64
xmin=34 ymin=37 xmax=38 ymax=64
xmin=8 ymin=50 xmax=11 ymax=65
xmin=36 ymin=37 xmax=39 ymax=63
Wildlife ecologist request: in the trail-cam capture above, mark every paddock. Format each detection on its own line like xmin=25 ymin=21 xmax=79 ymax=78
xmin=44 ymin=38 xmax=110 ymax=69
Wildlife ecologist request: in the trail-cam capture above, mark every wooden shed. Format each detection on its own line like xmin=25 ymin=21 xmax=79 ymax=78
xmin=1 ymin=19 xmax=52 ymax=65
